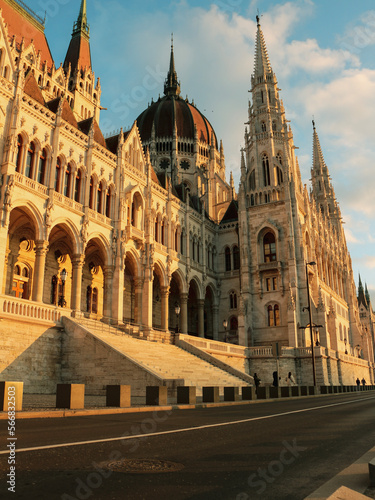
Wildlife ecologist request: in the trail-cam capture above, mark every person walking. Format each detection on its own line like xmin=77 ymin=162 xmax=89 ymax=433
xmin=361 ymin=378 xmax=367 ymax=387
xmin=356 ymin=378 xmax=361 ymax=390
xmin=286 ymin=372 xmax=296 ymax=386
xmin=253 ymin=373 xmax=261 ymax=393
xmin=272 ymin=371 xmax=279 ymax=387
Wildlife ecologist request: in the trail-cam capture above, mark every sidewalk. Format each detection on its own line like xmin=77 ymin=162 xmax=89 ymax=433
xmin=304 ymin=445 xmax=375 ymax=500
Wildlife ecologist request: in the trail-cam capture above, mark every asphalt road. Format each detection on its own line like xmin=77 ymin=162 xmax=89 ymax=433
xmin=1 ymin=392 xmax=375 ymax=500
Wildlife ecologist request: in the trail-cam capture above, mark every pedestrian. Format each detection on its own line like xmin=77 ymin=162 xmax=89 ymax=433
xmin=272 ymin=371 xmax=278 ymax=387
xmin=361 ymin=378 xmax=366 ymax=386
xmin=253 ymin=373 xmax=261 ymax=392
xmin=286 ymin=371 xmax=296 ymax=386
xmin=356 ymin=378 xmax=361 ymax=390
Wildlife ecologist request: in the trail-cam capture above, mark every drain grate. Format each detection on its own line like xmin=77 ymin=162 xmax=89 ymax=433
xmin=105 ymin=458 xmax=184 ymax=474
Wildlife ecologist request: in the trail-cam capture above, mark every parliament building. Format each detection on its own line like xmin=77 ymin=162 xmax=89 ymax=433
xmin=0 ymin=0 xmax=373 ymax=394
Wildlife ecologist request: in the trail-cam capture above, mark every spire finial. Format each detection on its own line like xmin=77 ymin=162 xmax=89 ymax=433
xmin=73 ymin=0 xmax=90 ymax=37
xmin=312 ymin=118 xmax=315 ymax=130
xmin=164 ymin=35 xmax=180 ymax=97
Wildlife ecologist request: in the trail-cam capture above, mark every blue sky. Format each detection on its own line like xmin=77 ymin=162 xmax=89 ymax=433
xmin=25 ymin=0 xmax=375 ymax=300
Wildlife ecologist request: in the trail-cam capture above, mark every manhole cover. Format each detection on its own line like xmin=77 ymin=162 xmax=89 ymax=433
xmin=105 ymin=458 xmax=184 ymax=474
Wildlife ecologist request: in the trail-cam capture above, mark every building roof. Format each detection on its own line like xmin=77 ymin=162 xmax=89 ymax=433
xmin=0 ymin=0 xmax=54 ymax=71
xmin=79 ymin=117 xmax=106 ymax=148
xmin=63 ymin=0 xmax=91 ymax=74
xmin=220 ymin=199 xmax=238 ymax=223
xmin=23 ymin=70 xmax=45 ymax=105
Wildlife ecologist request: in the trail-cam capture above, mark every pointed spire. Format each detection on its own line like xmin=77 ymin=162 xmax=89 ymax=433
xmin=253 ymin=16 xmax=272 ymax=79
xmin=164 ymin=34 xmax=181 ymax=97
xmin=64 ymin=0 xmax=92 ymax=74
xmin=358 ymin=274 xmax=368 ymax=309
xmin=312 ymin=120 xmax=328 ymax=174
xmin=74 ymin=0 xmax=90 ymax=38
xmin=365 ymin=283 xmax=371 ymax=304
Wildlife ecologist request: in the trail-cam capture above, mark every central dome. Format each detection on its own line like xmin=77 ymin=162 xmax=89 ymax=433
xmin=136 ymin=41 xmax=218 ymax=150
xmin=136 ymin=95 xmax=218 ymax=148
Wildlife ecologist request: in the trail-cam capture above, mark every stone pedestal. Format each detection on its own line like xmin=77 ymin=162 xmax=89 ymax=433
xmin=106 ymin=385 xmax=131 ymax=407
xmin=242 ymin=386 xmax=256 ymax=400
xmin=281 ymin=387 xmax=292 ymax=397
xmin=177 ymin=386 xmax=196 ymax=405
xmin=291 ymin=386 xmax=301 ymax=397
xmin=256 ymin=387 xmax=270 ymax=399
xmin=56 ymin=384 xmax=85 ymax=409
xmin=224 ymin=387 xmax=240 ymax=402
xmin=146 ymin=386 xmax=168 ymax=406
xmin=202 ymin=386 xmax=220 ymax=403
xmin=269 ymin=387 xmax=281 ymax=398
xmin=0 ymin=382 xmax=23 ymax=411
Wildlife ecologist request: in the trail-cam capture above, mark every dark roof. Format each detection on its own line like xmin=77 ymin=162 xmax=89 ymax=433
xmin=45 ymin=97 xmax=78 ymax=128
xmin=78 ymin=117 xmax=106 ymax=148
xmin=24 ymin=71 xmax=45 ymax=105
xmin=105 ymin=131 xmax=130 ymax=154
xmin=136 ymin=95 xmax=218 ymax=148
xmin=220 ymin=200 xmax=238 ymax=223
xmin=0 ymin=0 xmax=54 ymax=71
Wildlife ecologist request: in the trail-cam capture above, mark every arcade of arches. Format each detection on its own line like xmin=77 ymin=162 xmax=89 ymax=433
xmin=5 ymin=205 xmax=222 ymax=339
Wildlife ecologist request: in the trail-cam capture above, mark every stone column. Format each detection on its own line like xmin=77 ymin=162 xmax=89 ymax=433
xmin=71 ymin=254 xmax=85 ymax=314
xmin=198 ymin=299 xmax=205 ymax=337
xmin=134 ymin=278 xmax=144 ymax=326
xmin=142 ymin=276 xmax=153 ymax=329
xmin=111 ymin=258 xmax=124 ymax=324
xmin=32 ymin=240 xmax=49 ymax=303
xmin=160 ymin=286 xmax=170 ymax=331
xmin=103 ymin=266 xmax=114 ymax=322
xmin=180 ymin=292 xmax=188 ymax=334
xmin=212 ymin=305 xmax=219 ymax=341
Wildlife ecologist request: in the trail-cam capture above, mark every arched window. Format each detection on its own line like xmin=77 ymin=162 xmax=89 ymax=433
xmin=155 ymin=218 xmax=159 ymax=242
xmin=161 ymin=220 xmax=165 ymax=246
xmin=225 ymin=247 xmax=231 ymax=272
xmin=249 ymin=170 xmax=256 ymax=190
xmin=276 ymin=167 xmax=283 ymax=186
xmin=233 ymin=246 xmax=240 ymax=270
xmin=268 ymin=305 xmax=274 ymax=326
xmin=74 ymin=169 xmax=82 ymax=203
xmin=262 ymin=154 xmax=270 ymax=186
xmin=89 ymin=177 xmax=95 ymax=209
xmin=180 ymin=232 xmax=184 ymax=255
xmin=37 ymin=149 xmax=47 ymax=185
xmin=25 ymin=142 xmax=35 ymax=178
xmin=54 ymin=158 xmax=62 ymax=192
xmin=272 ymin=121 xmax=277 ymax=132
xmin=106 ymin=189 xmax=111 ymax=218
xmin=230 ymin=316 xmax=238 ymax=331
xmin=64 ymin=163 xmax=73 ymax=198
xmin=263 ymin=232 xmax=276 ymax=263
xmin=274 ymin=304 xmax=280 ymax=326
xmin=174 ymin=228 xmax=178 ymax=252
xmin=261 ymin=122 xmax=267 ymax=132
xmin=87 ymin=285 xmax=99 ymax=314
xmin=97 ymin=181 xmax=103 ymax=213
xmin=16 ymin=134 xmax=23 ymax=173
xmin=230 ymin=292 xmax=237 ymax=309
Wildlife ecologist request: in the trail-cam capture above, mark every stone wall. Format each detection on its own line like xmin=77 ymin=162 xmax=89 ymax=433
xmin=0 ymin=318 xmax=62 ymax=393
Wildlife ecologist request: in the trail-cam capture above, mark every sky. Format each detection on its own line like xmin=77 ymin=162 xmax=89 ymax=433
xmin=25 ymin=0 xmax=375 ymax=301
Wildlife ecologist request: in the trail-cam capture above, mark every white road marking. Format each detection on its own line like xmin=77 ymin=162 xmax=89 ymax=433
xmin=1 ymin=395 xmax=374 ymax=455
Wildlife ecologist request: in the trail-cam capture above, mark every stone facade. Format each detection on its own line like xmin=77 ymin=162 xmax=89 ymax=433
xmin=0 ymin=2 xmax=373 ymax=391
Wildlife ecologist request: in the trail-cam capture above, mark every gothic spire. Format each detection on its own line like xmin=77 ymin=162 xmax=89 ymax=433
xmin=74 ymin=0 xmax=90 ymax=38
xmin=164 ymin=34 xmax=180 ymax=97
xmin=253 ymin=16 xmax=272 ymax=79
xmin=312 ymin=120 xmax=329 ymax=175
xmin=358 ymin=274 xmax=368 ymax=309
xmin=64 ymin=0 xmax=92 ymax=74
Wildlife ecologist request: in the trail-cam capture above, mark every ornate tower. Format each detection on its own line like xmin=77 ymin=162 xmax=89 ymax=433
xmin=238 ymin=16 xmax=305 ymax=347
xmin=64 ymin=0 xmax=102 ymax=122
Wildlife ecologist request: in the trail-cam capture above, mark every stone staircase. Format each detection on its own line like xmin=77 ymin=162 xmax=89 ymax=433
xmin=69 ymin=317 xmax=249 ymax=395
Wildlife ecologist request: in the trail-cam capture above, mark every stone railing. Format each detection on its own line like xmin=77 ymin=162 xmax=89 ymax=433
xmin=15 ymin=173 xmax=48 ymax=196
xmin=178 ymin=335 xmax=248 ymax=357
xmin=0 ymin=295 xmax=67 ymax=324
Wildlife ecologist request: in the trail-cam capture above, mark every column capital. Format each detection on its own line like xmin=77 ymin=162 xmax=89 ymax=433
xmin=71 ymin=253 xmax=85 ymax=268
xmin=197 ymin=299 xmax=205 ymax=308
xmin=161 ymin=286 xmax=170 ymax=297
xmin=180 ymin=293 xmax=188 ymax=304
xmin=35 ymin=240 xmax=49 ymax=256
